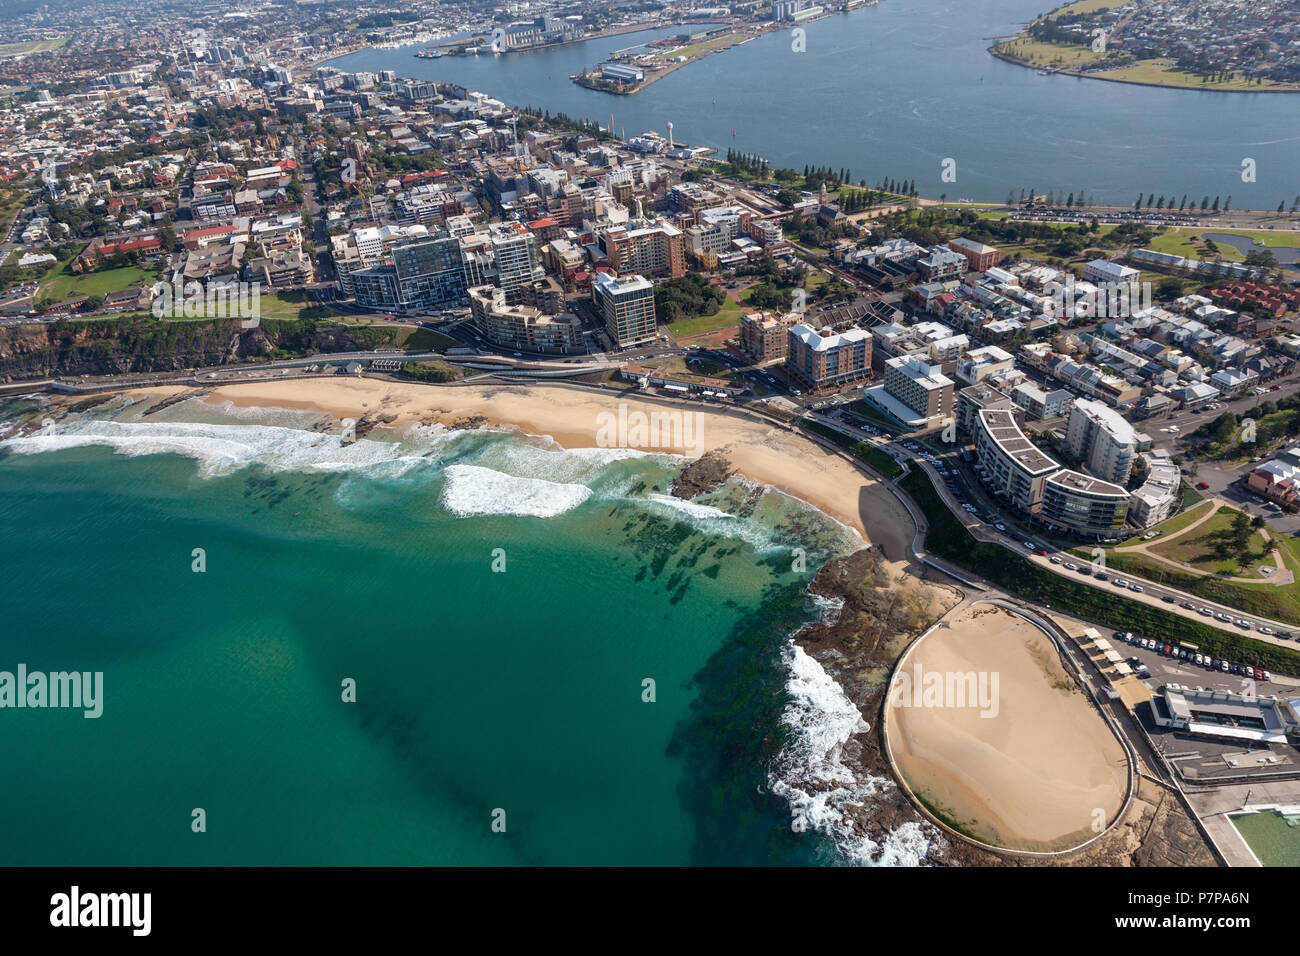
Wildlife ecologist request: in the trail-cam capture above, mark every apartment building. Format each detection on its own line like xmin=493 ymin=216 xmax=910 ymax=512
xmin=490 ymin=222 xmax=544 ymax=304
xmin=1066 ymin=398 xmax=1138 ymax=486
xmin=880 ymin=354 xmax=955 ymax=424
xmin=468 ymin=284 xmax=582 ymax=353
xmin=352 ymin=234 xmax=468 ymax=314
xmin=973 ymin=408 xmax=1061 ymax=515
xmin=786 ymin=325 xmax=872 ymax=392
xmin=1040 ymin=470 xmax=1130 ymax=539
xmin=603 ymin=222 xmax=686 ymax=278
xmin=739 ymin=310 xmax=801 ymax=362
xmin=595 ymin=272 xmax=657 ymax=350
xmin=955 ymin=384 xmax=1017 ymax=439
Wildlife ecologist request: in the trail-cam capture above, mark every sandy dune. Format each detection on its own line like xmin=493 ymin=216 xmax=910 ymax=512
xmin=887 ymin=603 xmax=1129 ymax=852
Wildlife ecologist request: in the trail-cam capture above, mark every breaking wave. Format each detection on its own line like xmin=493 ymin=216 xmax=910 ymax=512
xmin=769 ymin=642 xmax=936 ymax=866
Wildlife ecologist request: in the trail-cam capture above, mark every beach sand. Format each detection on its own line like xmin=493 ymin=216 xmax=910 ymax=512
xmin=135 ymin=377 xmax=924 ymax=567
xmin=887 ymin=603 xmax=1129 ymax=852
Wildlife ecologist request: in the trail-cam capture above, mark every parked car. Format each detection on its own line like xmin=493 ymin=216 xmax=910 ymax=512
xmin=1263 ymin=671 xmax=1273 ymax=682
xmin=1049 ymin=556 xmax=1062 ymax=564
xmin=1259 ymin=626 xmax=1275 ymax=635
xmin=1220 ymin=660 xmax=1230 ymax=672
xmin=1180 ymin=602 xmax=1195 ymax=610
xmin=1195 ymin=654 xmax=1204 ymax=666
xmin=1196 ymin=481 xmax=1210 ymax=490
xmin=1162 ymin=595 xmax=1175 ymax=603
xmin=1131 ymin=585 xmax=1144 ymax=593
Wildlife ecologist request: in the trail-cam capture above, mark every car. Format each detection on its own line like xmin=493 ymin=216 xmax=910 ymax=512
xmin=1237 ymin=620 xmax=1252 ymax=630
xmin=1126 ymin=656 xmax=1141 ymax=666
xmin=1113 ymin=579 xmax=1127 ymax=588
xmin=1231 ymin=663 xmax=1242 ymax=675
xmin=1220 ymin=660 xmax=1230 ymax=672
xmin=1199 ymin=607 xmax=1213 ymax=616
xmin=1196 ymin=481 xmax=1210 ymax=490
xmin=1263 ymin=671 xmax=1273 ymax=682
xmin=995 ymin=523 xmax=1007 ymax=532
xmin=1095 ymin=572 xmax=1109 ymax=581
xmin=1023 ymin=541 xmax=1036 ymax=550
xmin=1163 ymin=644 xmax=1172 ymax=655
xmin=1131 ymin=585 xmax=1144 ymax=593
xmin=1181 ymin=602 xmax=1195 ymax=610
xmin=1195 ymin=654 xmax=1205 ymax=666
xmin=1216 ymin=613 xmax=1232 ymax=622
xmin=1259 ymin=626 xmax=1275 ymax=635
xmin=1063 ymin=561 xmax=1078 ymax=570
xmin=1162 ymin=595 xmax=1175 ymax=603
xmin=1180 ymin=649 xmax=1190 ymax=660
xmin=1280 ymin=632 xmax=1294 ymax=640
xmin=1050 ymin=556 xmax=1062 ymax=564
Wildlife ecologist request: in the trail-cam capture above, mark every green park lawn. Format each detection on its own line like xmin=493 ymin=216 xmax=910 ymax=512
xmin=36 ymin=262 xmax=158 ymax=306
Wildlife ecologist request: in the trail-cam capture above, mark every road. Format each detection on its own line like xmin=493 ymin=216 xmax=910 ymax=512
xmin=812 ymin=407 xmax=1300 ymax=652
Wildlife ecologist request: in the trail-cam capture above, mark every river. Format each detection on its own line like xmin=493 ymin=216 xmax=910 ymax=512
xmin=324 ymin=0 xmax=1300 ymax=205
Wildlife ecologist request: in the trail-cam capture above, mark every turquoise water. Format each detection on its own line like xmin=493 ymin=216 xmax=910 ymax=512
xmin=1230 ymin=811 xmax=1300 ymax=867
xmin=0 ymin=394 xmax=900 ymax=865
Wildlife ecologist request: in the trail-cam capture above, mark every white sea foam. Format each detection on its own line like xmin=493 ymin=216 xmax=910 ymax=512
xmin=769 ymin=642 xmax=938 ymax=867
xmin=0 ymin=419 xmax=434 ymax=479
xmin=440 ymin=463 xmax=592 ymax=518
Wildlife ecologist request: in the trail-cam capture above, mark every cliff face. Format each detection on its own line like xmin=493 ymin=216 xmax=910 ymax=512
xmin=0 ymin=318 xmax=400 ymax=381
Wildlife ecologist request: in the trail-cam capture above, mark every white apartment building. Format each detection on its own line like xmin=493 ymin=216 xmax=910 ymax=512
xmin=1066 ymin=398 xmax=1138 ymax=486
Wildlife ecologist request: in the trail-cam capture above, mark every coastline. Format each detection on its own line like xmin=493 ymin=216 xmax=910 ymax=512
xmin=166 ymin=376 xmax=922 ymax=559
xmin=988 ymin=48 xmax=1300 ymax=94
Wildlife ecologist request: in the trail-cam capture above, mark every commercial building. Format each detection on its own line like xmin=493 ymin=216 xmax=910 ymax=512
xmin=1066 ymin=398 xmax=1138 ymax=486
xmin=1040 ymin=469 xmax=1130 ymax=539
xmin=739 ymin=310 xmax=800 ymax=362
xmin=880 ymin=354 xmax=954 ymax=424
xmin=948 ymin=237 xmax=1000 ymax=272
xmin=786 ymin=324 xmax=872 ymax=392
xmin=468 ymin=285 xmax=582 ymax=353
xmin=1152 ymin=686 xmax=1298 ymax=745
xmin=973 ymin=408 xmax=1061 ymax=515
xmin=955 ymin=345 xmax=1013 ymax=385
xmin=1083 ymin=258 xmax=1140 ymax=287
xmin=595 ymin=272 xmax=656 ymax=350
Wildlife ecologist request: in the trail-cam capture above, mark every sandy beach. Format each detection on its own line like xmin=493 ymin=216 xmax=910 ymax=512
xmin=886 ymin=603 xmax=1129 ymax=852
xmin=117 ymin=377 xmax=923 ymax=567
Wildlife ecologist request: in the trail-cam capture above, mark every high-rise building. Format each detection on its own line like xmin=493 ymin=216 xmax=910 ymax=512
xmin=785 ymin=324 xmax=872 ymax=391
xmin=352 ymin=234 xmax=467 ymax=314
xmin=490 ymin=223 xmax=543 ymax=304
xmin=602 ymin=223 xmax=685 ymax=278
xmin=739 ymin=311 xmax=801 ymax=362
xmin=595 ymin=272 xmax=656 ymax=350
xmin=881 ymin=354 xmax=955 ymax=423
xmin=1066 ymin=398 xmax=1138 ymax=486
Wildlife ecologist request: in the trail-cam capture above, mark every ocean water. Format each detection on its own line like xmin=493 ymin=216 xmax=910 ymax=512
xmin=0 ymin=393 xmax=928 ymax=865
